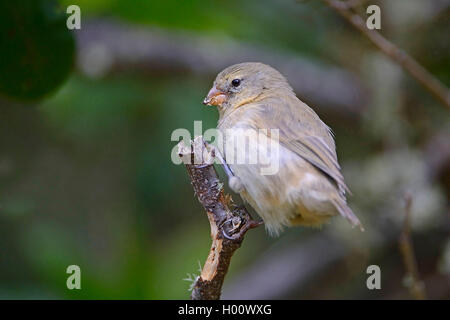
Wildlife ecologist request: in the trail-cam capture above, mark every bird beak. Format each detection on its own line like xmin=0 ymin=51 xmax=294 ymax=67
xmin=203 ymin=86 xmax=227 ymax=106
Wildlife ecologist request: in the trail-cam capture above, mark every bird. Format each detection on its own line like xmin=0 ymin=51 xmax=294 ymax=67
xmin=203 ymin=62 xmax=363 ymax=236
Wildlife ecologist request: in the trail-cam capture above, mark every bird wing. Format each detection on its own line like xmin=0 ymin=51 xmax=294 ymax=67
xmin=280 ymin=135 xmax=350 ymax=195
xmin=254 ymin=99 xmax=350 ymax=195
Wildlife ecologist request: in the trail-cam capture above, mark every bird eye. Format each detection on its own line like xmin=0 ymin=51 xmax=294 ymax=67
xmin=231 ymin=79 xmax=241 ymax=87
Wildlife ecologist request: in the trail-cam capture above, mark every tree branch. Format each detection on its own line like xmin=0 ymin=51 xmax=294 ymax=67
xmin=177 ymin=137 xmax=260 ymax=300
xmin=322 ymin=0 xmax=450 ymax=109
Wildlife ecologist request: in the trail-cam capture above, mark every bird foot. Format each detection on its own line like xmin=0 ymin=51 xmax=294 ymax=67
xmin=222 ymin=218 xmax=264 ymax=241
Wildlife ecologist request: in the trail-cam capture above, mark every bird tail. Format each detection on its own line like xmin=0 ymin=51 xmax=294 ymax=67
xmin=332 ymin=198 xmax=364 ymax=231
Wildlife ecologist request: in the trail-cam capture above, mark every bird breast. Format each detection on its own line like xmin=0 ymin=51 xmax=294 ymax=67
xmin=217 ymin=116 xmax=337 ymax=234
xmin=218 ymin=123 xmax=307 ymax=209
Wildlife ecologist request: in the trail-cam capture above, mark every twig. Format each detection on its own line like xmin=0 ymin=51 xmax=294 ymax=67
xmin=178 ymin=137 xmax=261 ymax=300
xmin=322 ymin=0 xmax=450 ymax=109
xmin=398 ymin=193 xmax=427 ymax=300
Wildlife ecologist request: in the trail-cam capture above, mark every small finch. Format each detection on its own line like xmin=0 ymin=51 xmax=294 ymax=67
xmin=203 ymin=62 xmax=363 ymax=235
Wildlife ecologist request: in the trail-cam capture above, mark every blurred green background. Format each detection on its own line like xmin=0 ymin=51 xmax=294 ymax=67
xmin=0 ymin=0 xmax=449 ymax=299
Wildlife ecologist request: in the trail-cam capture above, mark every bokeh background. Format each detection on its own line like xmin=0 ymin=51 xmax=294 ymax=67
xmin=0 ymin=0 xmax=449 ymax=299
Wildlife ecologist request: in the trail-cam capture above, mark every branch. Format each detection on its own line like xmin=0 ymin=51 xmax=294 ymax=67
xmin=322 ymin=0 xmax=450 ymax=109
xmin=177 ymin=137 xmax=260 ymax=300
xmin=398 ymin=193 xmax=427 ymax=300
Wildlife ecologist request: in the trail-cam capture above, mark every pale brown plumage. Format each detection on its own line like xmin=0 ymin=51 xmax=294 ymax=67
xmin=203 ymin=62 xmax=363 ymax=235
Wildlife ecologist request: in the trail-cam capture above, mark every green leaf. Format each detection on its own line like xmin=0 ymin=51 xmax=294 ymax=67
xmin=0 ymin=0 xmax=75 ymax=101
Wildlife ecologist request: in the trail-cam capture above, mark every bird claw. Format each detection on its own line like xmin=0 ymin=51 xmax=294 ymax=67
xmin=221 ymin=218 xmax=264 ymax=240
